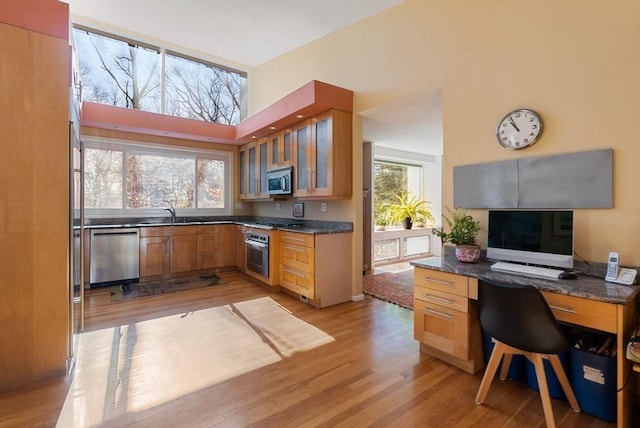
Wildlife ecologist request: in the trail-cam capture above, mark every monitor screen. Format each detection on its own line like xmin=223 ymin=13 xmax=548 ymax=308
xmin=487 ymin=210 xmax=574 ymax=269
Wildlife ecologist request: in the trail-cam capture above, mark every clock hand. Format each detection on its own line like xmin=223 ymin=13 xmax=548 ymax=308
xmin=508 ymin=116 xmax=520 ymax=132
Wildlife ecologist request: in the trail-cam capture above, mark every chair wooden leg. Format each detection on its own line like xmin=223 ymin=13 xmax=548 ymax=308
xmin=531 ymin=353 xmax=556 ymax=428
xmin=476 ymin=341 xmax=505 ymax=404
xmin=548 ymin=354 xmax=580 ymax=412
xmin=499 ymin=354 xmax=513 ymax=381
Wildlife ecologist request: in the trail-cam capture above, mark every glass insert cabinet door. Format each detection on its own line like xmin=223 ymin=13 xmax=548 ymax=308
xmin=314 ymin=117 xmax=329 ymax=189
xmin=259 ymin=140 xmax=268 ymax=194
xmin=248 ymin=145 xmax=256 ymax=194
xmin=239 ymin=149 xmax=246 ymax=195
xmin=270 ymin=131 xmax=292 ymax=167
xmin=296 ymin=125 xmax=309 ymax=192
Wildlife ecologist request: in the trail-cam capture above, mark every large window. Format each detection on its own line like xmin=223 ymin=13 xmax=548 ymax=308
xmin=84 ymin=139 xmax=232 ymax=216
xmin=374 ymin=160 xmax=422 ymax=226
xmin=73 ymin=26 xmax=246 ymax=125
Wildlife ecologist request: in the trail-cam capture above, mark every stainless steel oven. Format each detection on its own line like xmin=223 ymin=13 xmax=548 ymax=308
xmin=245 ymin=231 xmax=269 ymax=278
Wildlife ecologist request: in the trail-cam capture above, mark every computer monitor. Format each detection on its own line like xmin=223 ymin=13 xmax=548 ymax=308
xmin=486 ymin=210 xmax=574 ymax=269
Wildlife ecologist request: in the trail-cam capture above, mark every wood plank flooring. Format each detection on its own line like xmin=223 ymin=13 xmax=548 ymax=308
xmin=0 ymin=270 xmax=615 ymax=427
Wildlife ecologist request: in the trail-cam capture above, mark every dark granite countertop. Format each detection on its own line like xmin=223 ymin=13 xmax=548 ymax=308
xmin=81 ymin=216 xmax=352 ymax=235
xmin=410 ymin=253 xmax=639 ymax=305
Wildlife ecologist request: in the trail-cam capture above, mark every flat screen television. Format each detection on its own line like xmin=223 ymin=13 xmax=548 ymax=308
xmin=487 ymin=210 xmax=574 ymax=269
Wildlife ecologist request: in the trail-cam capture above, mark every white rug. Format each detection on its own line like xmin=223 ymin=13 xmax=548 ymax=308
xmin=57 ymin=297 xmax=334 ymax=427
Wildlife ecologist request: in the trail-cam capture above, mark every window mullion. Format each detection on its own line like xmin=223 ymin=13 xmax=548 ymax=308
xmin=160 ymin=46 xmax=166 ymax=115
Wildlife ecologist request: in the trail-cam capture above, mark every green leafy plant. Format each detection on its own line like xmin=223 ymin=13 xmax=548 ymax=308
xmin=432 ymin=207 xmax=480 ymax=245
xmin=384 ymin=192 xmax=434 ymax=227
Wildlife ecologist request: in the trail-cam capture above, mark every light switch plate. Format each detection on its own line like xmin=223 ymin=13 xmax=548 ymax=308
xmin=320 ymin=203 xmax=327 ymax=212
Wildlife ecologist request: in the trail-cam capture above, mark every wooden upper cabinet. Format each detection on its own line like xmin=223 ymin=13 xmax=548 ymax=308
xmin=268 ymin=128 xmax=293 ymax=169
xmin=240 ymin=109 xmax=352 ymax=200
xmin=293 ymin=109 xmax=352 ymax=198
xmin=239 ymin=139 xmax=270 ymax=200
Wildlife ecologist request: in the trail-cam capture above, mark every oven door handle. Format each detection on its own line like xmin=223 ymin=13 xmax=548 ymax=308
xmin=245 ymin=239 xmax=268 ymax=249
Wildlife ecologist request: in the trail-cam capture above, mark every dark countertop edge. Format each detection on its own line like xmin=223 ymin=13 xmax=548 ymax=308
xmin=81 ymin=218 xmax=353 ymax=235
xmin=410 ymin=255 xmax=640 ymax=305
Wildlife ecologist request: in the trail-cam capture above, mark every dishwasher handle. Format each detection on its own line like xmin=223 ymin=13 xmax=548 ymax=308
xmin=92 ymin=230 xmax=139 ymax=236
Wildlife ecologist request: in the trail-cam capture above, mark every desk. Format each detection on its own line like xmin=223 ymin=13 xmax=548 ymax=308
xmin=411 ymin=255 xmax=639 ymax=428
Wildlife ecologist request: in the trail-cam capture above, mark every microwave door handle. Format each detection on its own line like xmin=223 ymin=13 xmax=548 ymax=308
xmin=281 ymin=176 xmax=286 ymax=190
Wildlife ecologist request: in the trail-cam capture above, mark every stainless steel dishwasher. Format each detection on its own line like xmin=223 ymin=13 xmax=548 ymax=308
xmin=90 ymin=228 xmax=140 ymax=286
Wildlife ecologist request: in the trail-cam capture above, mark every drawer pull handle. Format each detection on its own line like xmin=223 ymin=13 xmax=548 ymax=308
xmin=422 ymin=307 xmax=453 ymax=319
xmin=549 ymin=304 xmax=577 ymax=314
xmin=283 ymin=267 xmax=307 ymax=278
xmin=422 ymin=294 xmax=453 ymax=305
xmin=423 ymin=277 xmax=454 ymax=287
xmin=284 ymin=235 xmax=306 ymax=242
xmin=282 ymin=244 xmax=305 ymax=253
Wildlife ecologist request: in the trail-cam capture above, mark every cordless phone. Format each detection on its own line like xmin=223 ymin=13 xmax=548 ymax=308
xmin=605 ymin=252 xmax=619 ymax=282
xmin=605 ymin=252 xmax=637 ymax=285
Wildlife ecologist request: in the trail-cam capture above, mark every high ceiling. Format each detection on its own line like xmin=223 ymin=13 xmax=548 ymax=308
xmin=65 ymin=0 xmax=403 ymax=68
xmin=65 ymin=0 xmax=441 ymax=156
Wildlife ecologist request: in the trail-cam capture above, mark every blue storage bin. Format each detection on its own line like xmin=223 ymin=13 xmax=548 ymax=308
xmin=569 ymin=348 xmax=616 ymax=422
xmin=525 ymin=352 xmax=568 ymax=399
xmin=482 ymin=332 xmax=524 ymax=381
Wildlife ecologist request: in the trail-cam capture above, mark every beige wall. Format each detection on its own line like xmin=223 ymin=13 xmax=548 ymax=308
xmin=252 ymin=0 xmax=640 ymax=267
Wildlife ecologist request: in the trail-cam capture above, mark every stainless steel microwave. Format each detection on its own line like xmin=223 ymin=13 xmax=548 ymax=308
xmin=266 ymin=166 xmax=292 ymax=195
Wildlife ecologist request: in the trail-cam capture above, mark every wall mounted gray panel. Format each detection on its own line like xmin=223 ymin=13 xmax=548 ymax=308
xmin=453 ymin=160 xmax=518 ymax=208
xmin=517 ymin=149 xmax=613 ymax=208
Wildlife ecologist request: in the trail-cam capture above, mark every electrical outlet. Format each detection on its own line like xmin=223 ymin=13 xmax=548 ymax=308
xmin=275 ymin=203 xmax=280 ymax=210
xmin=320 ymin=202 xmax=327 ymax=212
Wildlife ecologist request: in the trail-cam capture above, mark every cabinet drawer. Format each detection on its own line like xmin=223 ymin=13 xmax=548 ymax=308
xmin=414 ymin=284 xmax=468 ymax=313
xmin=542 ymin=291 xmax=617 ymax=333
xmin=414 ymin=299 xmax=469 ymax=360
xmin=279 ymin=265 xmax=315 ymax=299
xmin=279 ymin=244 xmax=315 ymax=273
xmin=140 ymin=225 xmax=196 ymax=237
xmin=279 ymin=231 xmax=314 ymax=248
xmin=414 ymin=268 xmax=468 ymax=297
xmin=196 ymin=225 xmax=221 ymax=234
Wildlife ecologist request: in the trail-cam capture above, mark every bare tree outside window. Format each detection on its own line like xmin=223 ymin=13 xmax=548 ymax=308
xmin=166 ymin=54 xmax=241 ymax=125
xmin=73 ymin=27 xmax=244 ymax=125
xmin=126 ymin=153 xmax=196 ymax=209
xmin=84 ymin=148 xmax=123 ymax=208
xmin=197 ymin=159 xmax=225 ymax=208
xmin=74 ymin=29 xmax=160 ymax=111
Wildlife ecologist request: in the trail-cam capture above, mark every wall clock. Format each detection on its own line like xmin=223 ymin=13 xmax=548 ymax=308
xmin=496 ymin=108 xmax=543 ymax=149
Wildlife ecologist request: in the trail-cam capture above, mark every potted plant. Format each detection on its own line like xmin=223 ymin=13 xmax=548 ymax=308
xmin=384 ymin=192 xmax=434 ymax=230
xmin=432 ymin=207 xmax=481 ymax=263
xmin=374 ymin=217 xmax=387 ymax=232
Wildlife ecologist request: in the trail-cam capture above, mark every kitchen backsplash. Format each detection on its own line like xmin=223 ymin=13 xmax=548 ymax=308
xmin=251 ymin=199 xmax=354 ymax=222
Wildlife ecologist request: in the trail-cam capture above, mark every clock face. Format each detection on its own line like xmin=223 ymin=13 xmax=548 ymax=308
xmin=496 ymin=109 xmax=543 ymax=149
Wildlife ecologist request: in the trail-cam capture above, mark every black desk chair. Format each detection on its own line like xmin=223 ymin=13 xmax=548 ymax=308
xmin=475 ymin=279 xmax=580 ymax=428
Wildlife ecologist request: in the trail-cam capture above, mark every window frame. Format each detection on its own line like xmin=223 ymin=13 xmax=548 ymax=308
xmin=83 ymin=136 xmax=233 ymax=218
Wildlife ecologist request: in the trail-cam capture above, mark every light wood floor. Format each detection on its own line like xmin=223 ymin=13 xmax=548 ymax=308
xmin=0 ymin=270 xmax=615 ymax=427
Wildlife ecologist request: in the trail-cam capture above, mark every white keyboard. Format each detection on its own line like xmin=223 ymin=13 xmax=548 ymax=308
xmin=490 ymin=261 xmax=564 ymax=279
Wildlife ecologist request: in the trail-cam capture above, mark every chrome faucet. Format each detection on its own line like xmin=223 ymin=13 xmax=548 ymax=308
xmin=164 ymin=204 xmax=176 ymax=225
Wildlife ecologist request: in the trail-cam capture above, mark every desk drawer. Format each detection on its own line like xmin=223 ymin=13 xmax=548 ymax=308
xmin=542 ymin=291 xmax=617 ymax=334
xmin=414 ymin=299 xmax=469 ymax=360
xmin=414 ymin=268 xmax=468 ymax=297
xmin=415 ymin=284 xmax=468 ymax=313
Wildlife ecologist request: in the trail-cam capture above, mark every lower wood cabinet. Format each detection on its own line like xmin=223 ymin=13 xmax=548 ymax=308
xmin=278 ymin=231 xmax=352 ymax=308
xmin=139 ymin=226 xmax=197 ymax=279
xmin=235 ymin=225 xmax=247 ymax=273
xmin=196 ymin=224 xmax=235 ymax=269
xmin=413 ymin=267 xmax=483 ymax=374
